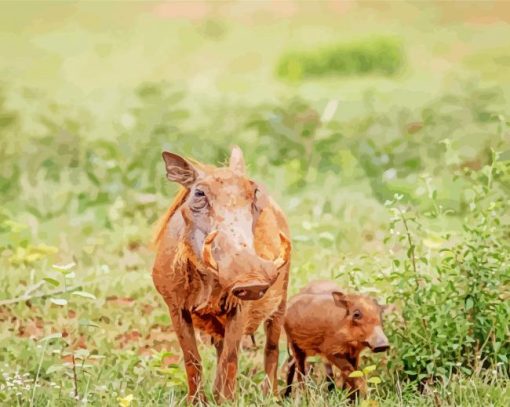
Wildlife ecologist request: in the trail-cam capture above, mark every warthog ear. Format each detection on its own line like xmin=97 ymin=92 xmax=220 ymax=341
xmin=332 ymin=291 xmax=350 ymax=314
xmin=162 ymin=151 xmax=197 ymax=187
xmin=229 ymin=145 xmax=245 ymax=173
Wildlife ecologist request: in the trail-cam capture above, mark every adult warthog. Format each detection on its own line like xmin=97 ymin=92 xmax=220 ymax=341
xmin=152 ymin=146 xmax=291 ymax=403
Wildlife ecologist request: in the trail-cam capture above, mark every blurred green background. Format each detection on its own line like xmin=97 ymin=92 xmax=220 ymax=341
xmin=1 ymin=1 xmax=509 ymax=406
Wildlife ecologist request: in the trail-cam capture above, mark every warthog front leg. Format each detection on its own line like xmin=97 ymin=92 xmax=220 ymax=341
xmin=212 ymin=336 xmax=224 ymax=362
xmin=213 ymin=308 xmax=243 ymax=402
xmin=167 ymin=305 xmax=206 ymax=404
xmin=263 ymin=300 xmax=286 ymax=396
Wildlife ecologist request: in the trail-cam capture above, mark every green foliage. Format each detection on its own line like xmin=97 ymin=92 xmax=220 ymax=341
xmin=1 ymin=80 xmax=509 ymax=405
xmin=385 ymin=156 xmax=510 ymax=382
xmin=1 ymin=3 xmax=510 ymax=404
xmin=277 ymin=37 xmax=404 ymax=81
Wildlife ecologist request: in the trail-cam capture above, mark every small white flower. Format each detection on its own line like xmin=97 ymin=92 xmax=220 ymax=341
xmin=383 ymin=168 xmax=397 ymax=181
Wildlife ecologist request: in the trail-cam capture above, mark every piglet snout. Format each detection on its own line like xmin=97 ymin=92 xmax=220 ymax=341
xmin=368 ymin=326 xmax=390 ymax=353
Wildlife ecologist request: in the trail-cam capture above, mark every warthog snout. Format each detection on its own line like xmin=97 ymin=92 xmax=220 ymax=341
xmin=232 ymin=282 xmax=270 ymax=300
xmin=201 ymin=230 xmax=291 ymax=301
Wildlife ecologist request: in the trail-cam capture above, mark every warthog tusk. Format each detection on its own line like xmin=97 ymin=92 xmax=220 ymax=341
xmin=274 ymin=232 xmax=291 ymax=269
xmin=202 ymin=230 xmax=219 ymax=271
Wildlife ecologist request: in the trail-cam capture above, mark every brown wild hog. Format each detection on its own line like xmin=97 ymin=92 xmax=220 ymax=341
xmin=284 ymin=280 xmax=390 ymax=398
xmin=152 ymin=147 xmax=291 ymax=403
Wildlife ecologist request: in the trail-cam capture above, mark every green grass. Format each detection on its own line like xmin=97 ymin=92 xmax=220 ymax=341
xmin=1 ymin=2 xmax=510 ymax=406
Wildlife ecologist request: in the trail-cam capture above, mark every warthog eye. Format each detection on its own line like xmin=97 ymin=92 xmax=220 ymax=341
xmin=252 ymin=188 xmax=261 ymax=213
xmin=353 ymin=310 xmax=363 ymax=320
xmin=191 ymin=188 xmax=208 ymax=212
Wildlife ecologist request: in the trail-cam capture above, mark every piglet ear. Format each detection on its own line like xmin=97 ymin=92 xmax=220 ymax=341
xmin=332 ymin=291 xmax=350 ymax=314
xmin=162 ymin=151 xmax=197 ymax=187
xmin=229 ymin=145 xmax=245 ymax=173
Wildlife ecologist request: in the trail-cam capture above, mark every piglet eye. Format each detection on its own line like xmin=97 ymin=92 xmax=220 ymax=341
xmin=194 ymin=189 xmax=205 ymax=197
xmin=353 ymin=310 xmax=362 ymax=320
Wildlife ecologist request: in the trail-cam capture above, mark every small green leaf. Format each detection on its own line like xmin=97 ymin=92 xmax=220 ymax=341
xmin=367 ymin=376 xmax=381 ymax=384
xmin=50 ymin=298 xmax=68 ymax=306
xmin=362 ymin=365 xmax=376 ymax=375
xmin=43 ymin=277 xmax=60 ymax=287
xmin=348 ymin=370 xmax=364 ymax=378
xmin=72 ymin=291 xmax=96 ymax=300
xmin=52 ymin=262 xmax=76 ymax=272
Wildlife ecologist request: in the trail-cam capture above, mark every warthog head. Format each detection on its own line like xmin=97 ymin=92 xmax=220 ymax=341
xmin=162 ymin=146 xmax=290 ymax=301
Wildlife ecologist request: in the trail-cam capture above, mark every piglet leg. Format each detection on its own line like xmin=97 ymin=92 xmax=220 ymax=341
xmin=324 ymin=363 xmax=336 ymax=391
xmin=290 ymin=342 xmax=307 ymax=390
xmin=326 ymin=354 xmax=366 ymax=400
xmin=284 ymin=356 xmax=296 ymax=397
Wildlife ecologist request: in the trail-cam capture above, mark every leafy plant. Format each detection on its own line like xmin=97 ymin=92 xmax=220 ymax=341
xmin=277 ymin=37 xmax=404 ymax=81
xmin=384 ymin=154 xmax=510 ymax=383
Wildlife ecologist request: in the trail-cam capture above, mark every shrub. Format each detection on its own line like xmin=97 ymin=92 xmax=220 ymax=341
xmin=384 ymin=154 xmax=510 ymax=382
xmin=277 ymin=37 xmax=404 ymax=81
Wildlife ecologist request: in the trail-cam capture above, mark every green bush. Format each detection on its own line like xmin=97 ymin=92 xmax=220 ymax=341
xmin=384 ymin=155 xmax=510 ymax=382
xmin=277 ymin=37 xmax=404 ymax=81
